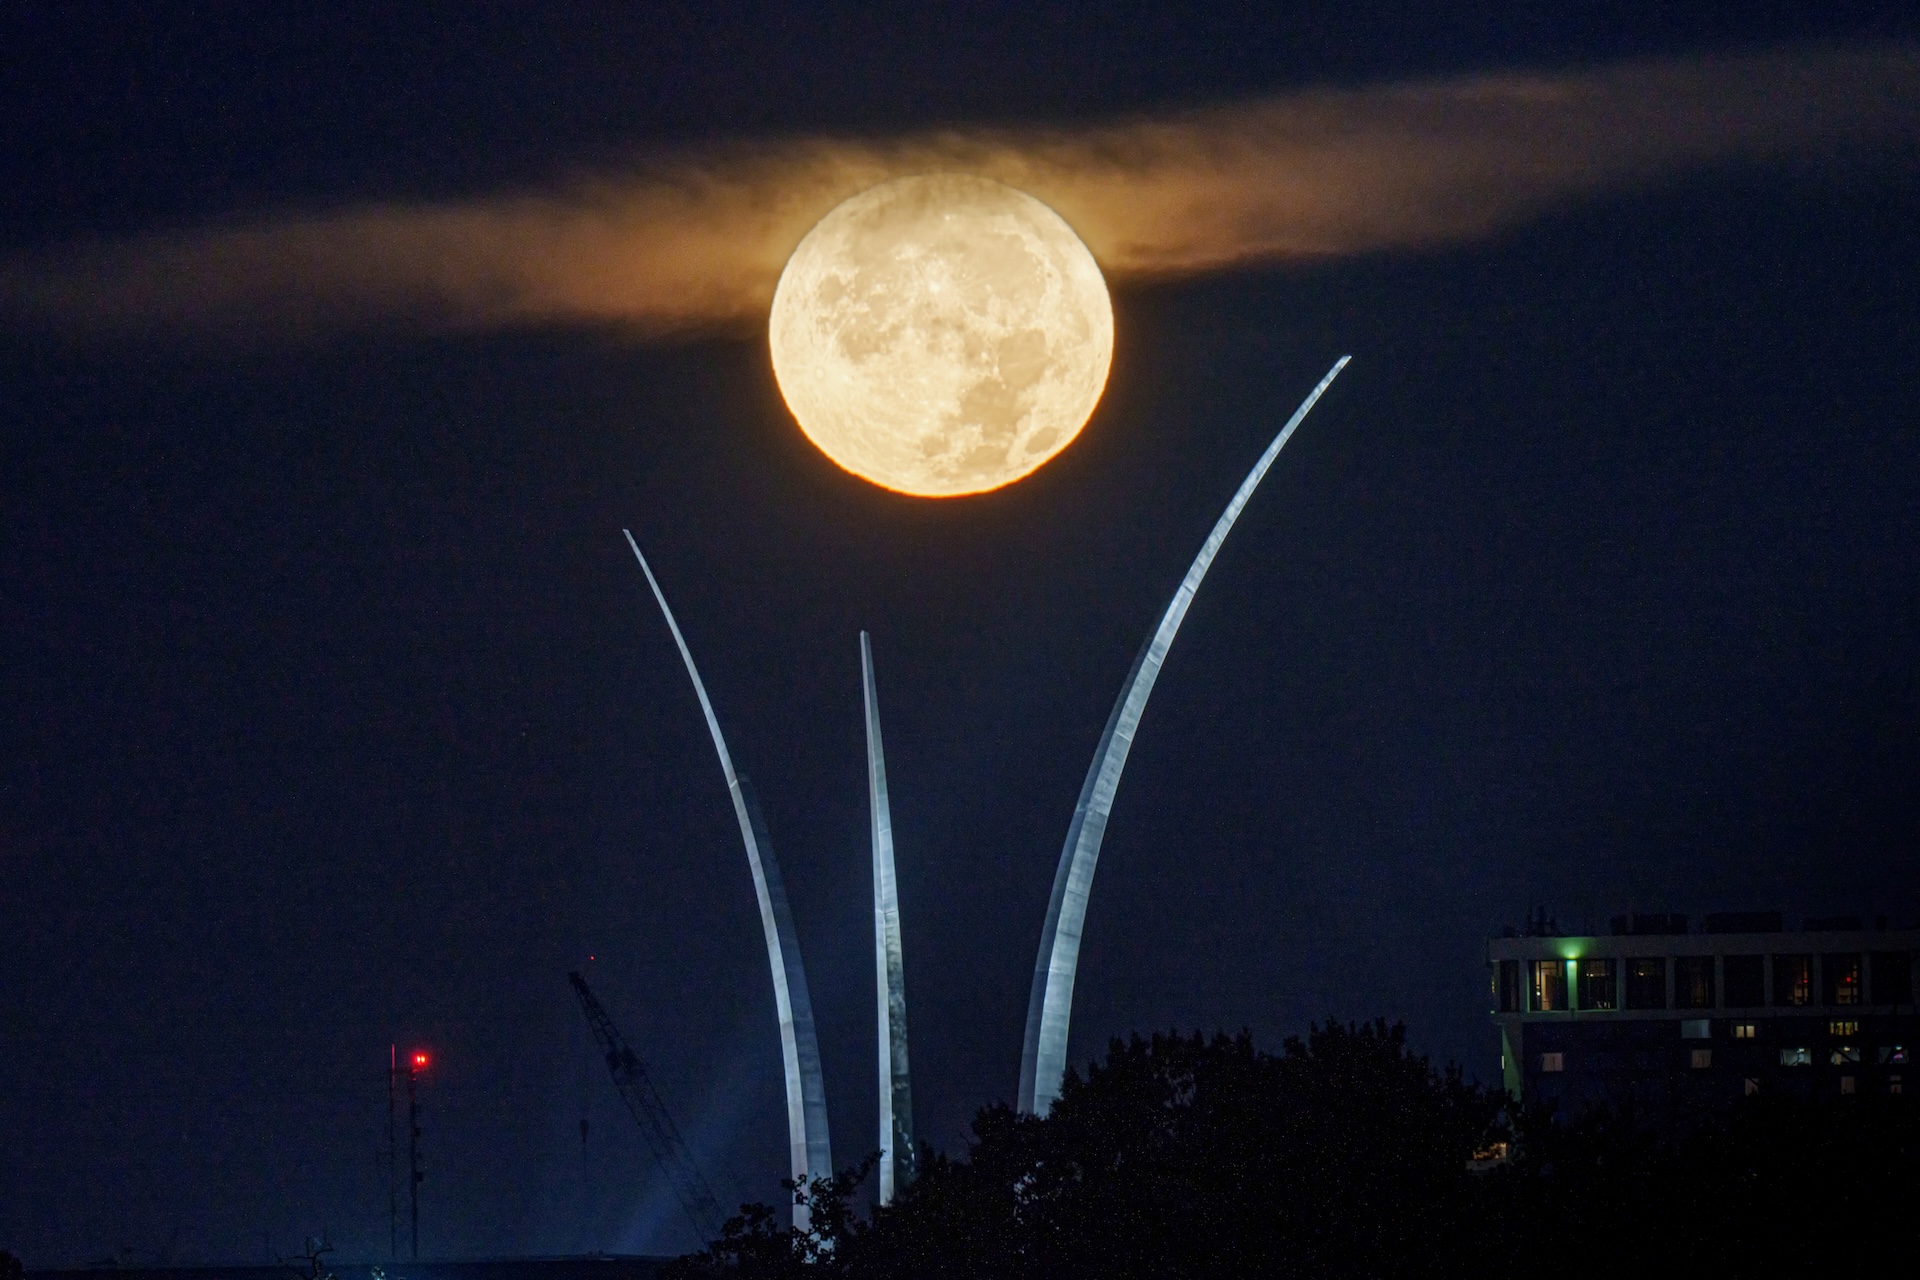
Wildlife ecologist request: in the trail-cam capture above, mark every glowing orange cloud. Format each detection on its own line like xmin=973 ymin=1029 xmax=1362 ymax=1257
xmin=4 ymin=43 xmax=1915 ymax=343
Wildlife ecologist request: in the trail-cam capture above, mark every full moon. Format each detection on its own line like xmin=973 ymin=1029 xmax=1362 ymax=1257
xmin=769 ymin=174 xmax=1114 ymax=497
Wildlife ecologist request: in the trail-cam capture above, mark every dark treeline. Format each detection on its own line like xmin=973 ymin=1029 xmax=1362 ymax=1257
xmin=669 ymin=1021 xmax=1918 ymax=1278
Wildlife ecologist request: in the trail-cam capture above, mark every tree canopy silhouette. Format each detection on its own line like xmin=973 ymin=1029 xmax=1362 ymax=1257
xmin=672 ymin=1020 xmax=1498 ymax=1279
xmin=669 ymin=1019 xmax=1919 ymax=1278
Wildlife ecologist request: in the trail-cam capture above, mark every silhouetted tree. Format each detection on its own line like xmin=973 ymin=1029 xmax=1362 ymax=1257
xmin=675 ymin=1023 xmax=1919 ymax=1278
xmin=667 ymin=1162 xmax=874 ymax=1280
xmin=278 ymin=1236 xmax=337 ymax=1280
xmin=675 ymin=1020 xmax=1501 ymax=1279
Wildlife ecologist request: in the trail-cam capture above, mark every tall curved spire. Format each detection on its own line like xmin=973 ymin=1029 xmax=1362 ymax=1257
xmin=623 ymin=531 xmax=832 ymax=1222
xmin=1016 ymin=357 xmax=1350 ymax=1115
xmin=861 ymin=632 xmax=915 ymax=1204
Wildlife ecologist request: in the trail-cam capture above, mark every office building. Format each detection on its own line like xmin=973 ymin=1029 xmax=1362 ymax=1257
xmin=1489 ymin=912 xmax=1916 ymax=1115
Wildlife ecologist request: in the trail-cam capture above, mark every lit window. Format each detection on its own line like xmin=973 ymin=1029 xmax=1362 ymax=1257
xmin=1681 ymin=1018 xmax=1711 ymax=1040
xmin=1878 ymin=1045 xmax=1908 ymax=1065
xmin=1578 ymin=958 xmax=1617 ymax=1010
xmin=1468 ymin=1141 xmax=1510 ymax=1171
xmin=1732 ymin=1022 xmax=1757 ymax=1040
xmin=1823 ymin=954 xmax=1863 ymax=1006
xmin=1773 ymin=955 xmax=1812 ymax=1006
xmin=1743 ymin=1077 xmax=1761 ymax=1096
xmin=1781 ymin=1047 xmax=1812 ymax=1066
xmin=1690 ymin=1049 xmax=1712 ymax=1069
xmin=1541 ymin=1052 xmax=1565 ymax=1073
xmin=1675 ymin=956 xmax=1715 ymax=1009
xmin=1531 ymin=960 xmax=1569 ymax=1012
xmin=1840 ymin=1076 xmax=1856 ymax=1095
xmin=1830 ymin=1045 xmax=1861 ymax=1065
xmin=1625 ymin=957 xmax=1667 ymax=1010
xmin=1829 ymin=1020 xmax=1859 ymax=1037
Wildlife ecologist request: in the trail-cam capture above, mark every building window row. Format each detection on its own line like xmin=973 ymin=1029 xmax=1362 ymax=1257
xmin=1539 ymin=1045 xmax=1907 ymax=1087
xmin=1494 ymin=951 xmax=1913 ymax=1013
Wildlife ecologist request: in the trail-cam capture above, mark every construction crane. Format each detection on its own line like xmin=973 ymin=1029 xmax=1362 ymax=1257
xmin=568 ymin=970 xmax=728 ymax=1244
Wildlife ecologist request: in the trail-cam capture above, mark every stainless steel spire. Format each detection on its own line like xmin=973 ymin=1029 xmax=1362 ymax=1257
xmin=861 ymin=631 xmax=915 ymax=1203
xmin=1015 ymin=357 xmax=1350 ymax=1115
xmin=623 ymin=530 xmax=833 ymax=1224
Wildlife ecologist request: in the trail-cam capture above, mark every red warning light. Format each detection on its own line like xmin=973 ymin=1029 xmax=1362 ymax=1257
xmin=412 ymin=1051 xmax=430 ymax=1069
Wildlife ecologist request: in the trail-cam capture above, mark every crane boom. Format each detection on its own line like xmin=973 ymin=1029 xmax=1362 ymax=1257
xmin=567 ymin=971 xmax=727 ymax=1243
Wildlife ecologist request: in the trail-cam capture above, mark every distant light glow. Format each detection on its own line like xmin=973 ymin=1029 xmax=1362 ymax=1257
xmin=412 ymin=1052 xmax=430 ymax=1068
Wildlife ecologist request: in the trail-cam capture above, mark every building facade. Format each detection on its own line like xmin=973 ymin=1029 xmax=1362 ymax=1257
xmin=1489 ymin=913 xmax=1916 ymax=1115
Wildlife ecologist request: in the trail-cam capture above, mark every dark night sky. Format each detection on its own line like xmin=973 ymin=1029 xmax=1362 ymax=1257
xmin=4 ymin=2 xmax=1919 ymax=1264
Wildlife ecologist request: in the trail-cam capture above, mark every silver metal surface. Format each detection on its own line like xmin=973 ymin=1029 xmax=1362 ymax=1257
xmin=623 ymin=531 xmax=833 ymax=1222
xmin=861 ymin=632 xmax=916 ymax=1203
xmin=1015 ymin=357 xmax=1351 ymax=1115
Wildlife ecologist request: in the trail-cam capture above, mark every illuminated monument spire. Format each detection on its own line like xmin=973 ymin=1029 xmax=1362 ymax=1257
xmin=861 ymin=631 xmax=916 ymax=1203
xmin=623 ymin=530 xmax=833 ymax=1223
xmin=1016 ymin=357 xmax=1351 ymax=1115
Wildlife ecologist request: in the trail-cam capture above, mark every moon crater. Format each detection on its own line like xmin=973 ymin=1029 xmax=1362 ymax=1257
xmin=770 ymin=174 xmax=1114 ymax=497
